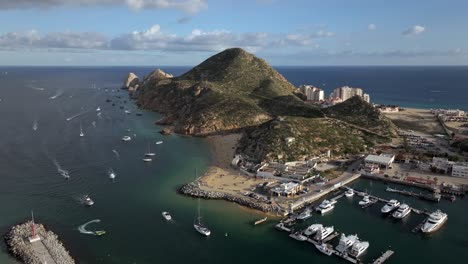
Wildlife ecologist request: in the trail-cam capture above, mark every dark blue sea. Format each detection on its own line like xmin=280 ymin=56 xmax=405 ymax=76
xmin=0 ymin=66 xmax=467 ymax=264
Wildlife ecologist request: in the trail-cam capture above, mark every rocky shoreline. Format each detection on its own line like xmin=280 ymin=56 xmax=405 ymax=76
xmin=178 ymin=182 xmax=283 ymax=214
xmin=4 ymin=221 xmax=74 ymax=264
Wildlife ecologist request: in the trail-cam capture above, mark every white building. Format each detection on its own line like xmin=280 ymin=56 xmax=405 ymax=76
xmin=270 ymin=182 xmax=302 ymax=197
xmin=364 ymin=154 xmax=395 ymax=169
xmin=330 ymin=86 xmax=370 ymax=103
xmin=299 ymin=85 xmax=325 ymax=102
xmin=363 ymin=93 xmax=370 ymax=103
xmin=452 ymin=164 xmax=468 ymax=178
xmin=432 ymin=157 xmax=453 ymax=173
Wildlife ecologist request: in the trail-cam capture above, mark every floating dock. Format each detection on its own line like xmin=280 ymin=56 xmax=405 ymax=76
xmin=372 ymin=250 xmax=394 ymax=264
xmin=385 ymin=186 xmax=441 ymax=202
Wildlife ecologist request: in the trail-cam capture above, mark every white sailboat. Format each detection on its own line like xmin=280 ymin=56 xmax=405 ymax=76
xmin=194 ymin=198 xmax=211 ymax=236
xmin=145 ymin=142 xmax=156 ymax=156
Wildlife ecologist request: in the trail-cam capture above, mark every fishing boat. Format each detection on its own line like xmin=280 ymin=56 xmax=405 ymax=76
xmin=314 ymin=226 xmax=334 ymax=241
xmin=315 ymin=243 xmax=333 ymax=256
xmin=162 ymin=211 xmax=172 ymax=221
xmin=194 ymin=198 xmax=211 ymax=236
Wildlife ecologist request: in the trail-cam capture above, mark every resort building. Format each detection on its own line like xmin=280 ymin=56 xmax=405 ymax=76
xmin=269 ymin=182 xmax=302 ymax=197
xmin=299 ymin=85 xmax=325 ymax=101
xmin=329 ymin=86 xmax=370 ymax=104
xmin=451 ymin=165 xmax=468 ymax=178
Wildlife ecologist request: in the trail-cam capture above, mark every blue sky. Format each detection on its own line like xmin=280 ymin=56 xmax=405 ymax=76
xmin=0 ymin=0 xmax=467 ymax=66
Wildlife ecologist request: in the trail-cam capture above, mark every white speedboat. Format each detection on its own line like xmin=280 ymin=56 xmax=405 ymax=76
xmin=162 ymin=211 xmax=172 ymax=221
xmin=124 ymin=110 xmax=131 ymax=114
xmin=345 ymin=189 xmax=354 ymax=197
xmin=289 ymin=232 xmax=307 ymax=241
xmin=358 ymin=195 xmax=371 ymax=206
xmin=96 ymin=107 xmax=101 ymax=111
xmin=304 ymin=224 xmax=323 ymax=236
xmin=84 ymin=196 xmax=94 ymax=206
xmin=315 ymin=243 xmax=333 ymax=256
xmin=108 ymin=169 xmax=116 ymax=180
xmin=297 ymin=207 xmax=312 ymax=220
xmin=336 ymin=233 xmax=359 ymax=253
xmin=381 ymin=199 xmax=400 ymax=214
xmin=316 ymin=199 xmax=335 ymax=214
xmin=314 ymin=226 xmax=334 ymax=241
xmin=349 ymin=240 xmax=370 ymax=257
xmin=156 ymin=141 xmax=163 ymax=145
xmin=392 ymin=203 xmax=411 ymax=219
xmin=421 ymin=210 xmax=448 ymax=233
xmin=122 ymin=136 xmax=132 ymax=141
xmin=142 ymin=157 xmax=152 ymax=162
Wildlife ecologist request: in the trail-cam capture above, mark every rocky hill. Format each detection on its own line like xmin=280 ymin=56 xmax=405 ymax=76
xmin=132 ymin=48 xmax=322 ymax=135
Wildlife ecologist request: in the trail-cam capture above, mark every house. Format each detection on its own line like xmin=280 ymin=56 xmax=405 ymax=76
xmin=269 ymin=182 xmax=303 ymax=197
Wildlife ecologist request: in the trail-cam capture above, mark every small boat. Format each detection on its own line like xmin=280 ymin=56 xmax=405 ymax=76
xmin=124 ymin=110 xmax=131 ymax=114
xmin=108 ymin=169 xmax=116 ymax=180
xmin=315 ymin=243 xmax=333 ymax=256
xmin=345 ymin=188 xmax=354 ymax=197
xmin=142 ymin=157 xmax=152 ymax=162
xmin=254 ymin=217 xmax=268 ymax=226
xmin=421 ymin=210 xmax=448 ymax=233
xmin=162 ymin=211 xmax=172 ymax=221
xmin=358 ymin=195 xmax=371 ymax=206
xmin=156 ymin=141 xmax=163 ymax=145
xmin=94 ymin=230 xmax=106 ymax=236
xmin=316 ymin=199 xmax=336 ymax=214
xmin=336 ymin=233 xmax=359 ymax=253
xmin=297 ymin=207 xmax=312 ymax=220
xmin=79 ymin=123 xmax=84 ymax=137
xmin=314 ymin=226 xmax=334 ymax=241
xmin=84 ymin=196 xmax=94 ymax=206
xmin=392 ymin=203 xmax=411 ymax=219
xmin=304 ymin=224 xmax=323 ymax=236
xmin=96 ymin=107 xmax=101 ymax=111
xmin=381 ymin=199 xmax=400 ymax=214
xmin=289 ymin=232 xmax=307 ymax=241
xmin=145 ymin=143 xmax=156 ymax=156
xmin=194 ymin=198 xmax=211 ymax=236
xmin=32 ymin=120 xmax=38 ymax=131
xmin=122 ymin=136 xmax=132 ymax=141
xmin=348 ymin=240 xmax=370 ymax=257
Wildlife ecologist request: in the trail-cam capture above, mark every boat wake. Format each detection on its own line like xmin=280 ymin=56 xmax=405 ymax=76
xmin=50 ymin=90 xmax=64 ymax=100
xmin=29 ymin=85 xmax=45 ymax=91
xmin=112 ymin=149 xmax=120 ymax=159
xmin=32 ymin=120 xmax=38 ymax=131
xmin=66 ymin=110 xmax=90 ymax=121
xmin=53 ymin=159 xmax=70 ymax=179
xmin=78 ymin=219 xmax=101 ymax=235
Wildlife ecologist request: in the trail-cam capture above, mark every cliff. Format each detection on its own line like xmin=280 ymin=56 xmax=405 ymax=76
xmin=134 ymin=48 xmax=322 ymax=135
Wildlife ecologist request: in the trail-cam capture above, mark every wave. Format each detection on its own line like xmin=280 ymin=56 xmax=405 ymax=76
xmin=78 ymin=219 xmax=101 ymax=235
xmin=52 ymin=159 xmax=70 ymax=179
xmin=112 ymin=149 xmax=120 ymax=159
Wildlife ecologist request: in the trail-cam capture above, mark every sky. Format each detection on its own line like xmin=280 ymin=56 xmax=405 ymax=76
xmin=0 ymin=0 xmax=467 ymax=66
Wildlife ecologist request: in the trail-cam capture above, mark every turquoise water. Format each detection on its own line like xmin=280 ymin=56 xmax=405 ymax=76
xmin=0 ymin=67 xmax=467 ymax=264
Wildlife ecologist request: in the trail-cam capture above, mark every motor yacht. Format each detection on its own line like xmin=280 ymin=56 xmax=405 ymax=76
xmin=315 ymin=243 xmax=333 ymax=256
xmin=381 ymin=199 xmax=400 ymax=214
xmin=162 ymin=211 xmax=172 ymax=221
xmin=348 ymin=240 xmax=370 ymax=257
xmin=421 ymin=210 xmax=448 ymax=233
xmin=316 ymin=199 xmax=336 ymax=214
xmin=335 ymin=233 xmax=359 ymax=253
xmin=392 ymin=203 xmax=411 ymax=219
xmin=289 ymin=232 xmax=308 ymax=241
xmin=358 ymin=195 xmax=371 ymax=206
xmin=296 ymin=207 xmax=312 ymax=220
xmin=314 ymin=226 xmax=334 ymax=241
xmin=345 ymin=189 xmax=354 ymax=197
xmin=304 ymin=224 xmax=323 ymax=236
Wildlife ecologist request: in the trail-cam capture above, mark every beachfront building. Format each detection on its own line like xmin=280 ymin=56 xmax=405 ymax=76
xmin=432 ymin=157 xmax=453 ymax=173
xmin=329 ymin=86 xmax=370 ymax=104
xmin=364 ymin=154 xmax=395 ymax=170
xmin=451 ymin=164 xmax=468 ymax=178
xmin=299 ymin=85 xmax=325 ymax=102
xmin=269 ymin=182 xmax=302 ymax=197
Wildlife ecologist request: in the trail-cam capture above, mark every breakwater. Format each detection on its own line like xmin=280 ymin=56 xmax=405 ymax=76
xmin=4 ymin=221 xmax=74 ymax=264
xmin=178 ymin=182 xmax=282 ymax=214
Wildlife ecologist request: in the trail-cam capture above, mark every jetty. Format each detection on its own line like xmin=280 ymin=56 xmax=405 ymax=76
xmin=4 ymin=219 xmax=74 ymax=264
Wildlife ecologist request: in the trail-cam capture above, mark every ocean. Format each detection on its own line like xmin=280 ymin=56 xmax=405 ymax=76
xmin=0 ymin=66 xmax=467 ymax=264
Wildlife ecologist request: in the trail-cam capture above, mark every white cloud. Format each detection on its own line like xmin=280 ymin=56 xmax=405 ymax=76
xmin=0 ymin=0 xmax=207 ymax=13
xmin=368 ymin=24 xmax=376 ymax=31
xmin=402 ymin=25 xmax=426 ymax=36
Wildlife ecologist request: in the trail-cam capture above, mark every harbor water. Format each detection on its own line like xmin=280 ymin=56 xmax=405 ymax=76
xmin=0 ymin=67 xmax=467 ymax=264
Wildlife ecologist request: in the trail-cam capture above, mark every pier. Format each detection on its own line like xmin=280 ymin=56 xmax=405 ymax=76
xmin=372 ymin=250 xmax=394 ymax=264
xmin=385 ymin=186 xmax=441 ymax=202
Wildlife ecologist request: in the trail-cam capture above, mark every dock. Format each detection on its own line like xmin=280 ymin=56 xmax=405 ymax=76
xmin=372 ymin=250 xmax=394 ymax=264
xmin=385 ymin=186 xmax=441 ymax=202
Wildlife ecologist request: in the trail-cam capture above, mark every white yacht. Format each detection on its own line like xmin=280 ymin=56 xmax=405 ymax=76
xmin=84 ymin=196 xmax=94 ymax=206
xmin=162 ymin=211 xmax=172 ymax=221
xmin=358 ymin=195 xmax=371 ymax=206
xmin=316 ymin=199 xmax=336 ymax=214
xmin=142 ymin=157 xmax=152 ymax=162
xmin=122 ymin=136 xmax=132 ymax=141
xmin=314 ymin=226 xmax=334 ymax=241
xmin=289 ymin=232 xmax=308 ymax=241
xmin=349 ymin=240 xmax=370 ymax=257
xmin=194 ymin=199 xmax=211 ymax=236
xmin=392 ymin=203 xmax=411 ymax=219
xmin=335 ymin=233 xmax=359 ymax=253
xmin=297 ymin=207 xmax=312 ymax=220
xmin=315 ymin=243 xmax=333 ymax=256
xmin=304 ymin=224 xmax=323 ymax=236
xmin=345 ymin=189 xmax=354 ymax=197
xmin=421 ymin=210 xmax=448 ymax=233
xmin=381 ymin=199 xmax=400 ymax=214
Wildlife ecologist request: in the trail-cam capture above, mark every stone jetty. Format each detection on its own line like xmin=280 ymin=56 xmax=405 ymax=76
xmin=4 ymin=221 xmax=74 ymax=264
xmin=179 ymin=182 xmax=281 ymax=213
